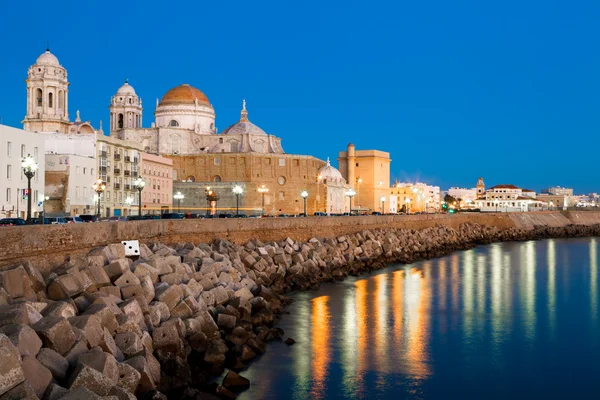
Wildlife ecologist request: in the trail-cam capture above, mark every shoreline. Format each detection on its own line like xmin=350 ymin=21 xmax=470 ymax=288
xmin=0 ymin=222 xmax=599 ymax=399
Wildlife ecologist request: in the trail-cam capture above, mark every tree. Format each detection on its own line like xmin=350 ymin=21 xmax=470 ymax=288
xmin=444 ymin=194 xmax=457 ymax=204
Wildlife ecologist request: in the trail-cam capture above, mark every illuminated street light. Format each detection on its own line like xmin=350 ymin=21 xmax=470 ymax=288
xmin=133 ymin=177 xmax=146 ymax=216
xmin=174 ymin=192 xmax=184 ymax=213
xmin=345 ymin=188 xmax=356 ymax=214
xmin=300 ymin=190 xmax=308 ymax=216
xmin=232 ymin=185 xmax=243 ymax=216
xmin=92 ymin=178 xmax=107 ymax=218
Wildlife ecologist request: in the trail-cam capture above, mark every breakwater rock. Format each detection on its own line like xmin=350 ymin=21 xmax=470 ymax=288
xmin=1 ymin=222 xmax=599 ymax=399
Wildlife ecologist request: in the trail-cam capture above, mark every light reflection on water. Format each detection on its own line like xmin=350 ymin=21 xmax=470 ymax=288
xmin=239 ymin=238 xmax=600 ymax=400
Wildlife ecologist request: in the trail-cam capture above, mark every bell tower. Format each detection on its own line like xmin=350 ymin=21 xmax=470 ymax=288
xmin=476 ymin=177 xmax=485 ymax=198
xmin=23 ymin=48 xmax=71 ymax=133
xmin=108 ymin=80 xmax=143 ymax=133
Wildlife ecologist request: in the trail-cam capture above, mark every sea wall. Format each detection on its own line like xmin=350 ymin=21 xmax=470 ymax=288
xmin=1 ymin=211 xmax=599 ymax=274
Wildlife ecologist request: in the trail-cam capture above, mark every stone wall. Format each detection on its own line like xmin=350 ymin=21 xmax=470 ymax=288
xmin=1 ymin=211 xmax=599 ymax=274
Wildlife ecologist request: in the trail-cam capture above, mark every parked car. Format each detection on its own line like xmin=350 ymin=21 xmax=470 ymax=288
xmin=0 ymin=218 xmax=26 ymax=226
xmin=127 ymin=215 xmax=143 ymax=221
xmin=79 ymin=214 xmax=99 ymax=223
xmin=371 ymin=211 xmax=382 ymax=215
xmin=313 ymin=212 xmax=327 ymax=216
xmin=233 ymin=214 xmax=248 ymax=218
xmin=142 ymin=214 xmax=161 ymax=220
xmin=184 ymin=213 xmax=202 ymax=219
xmin=65 ymin=216 xmax=84 ymax=223
xmin=298 ymin=213 xmax=308 ymax=217
xmin=277 ymin=214 xmax=290 ymax=218
xmin=47 ymin=217 xmax=67 ymax=224
xmin=161 ymin=213 xmax=184 ymax=219
xmin=218 ymin=213 xmax=234 ymax=218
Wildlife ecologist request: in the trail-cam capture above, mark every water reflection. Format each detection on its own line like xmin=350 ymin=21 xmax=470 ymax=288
xmin=239 ymin=238 xmax=600 ymax=400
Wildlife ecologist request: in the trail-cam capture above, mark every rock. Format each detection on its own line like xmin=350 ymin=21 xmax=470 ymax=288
xmin=68 ymin=363 xmax=114 ymax=396
xmin=63 ymin=337 xmax=90 ymax=367
xmin=116 ymin=362 xmax=141 ymax=393
xmin=123 ymin=356 xmax=157 ymax=394
xmin=0 ymin=333 xmax=25 ymax=396
xmin=109 ymin=385 xmax=137 ymax=400
xmin=42 ymin=301 xmax=77 ymax=319
xmin=32 ymin=316 xmax=76 ymax=356
xmin=215 ymin=385 xmax=238 ymax=399
xmin=115 ymin=332 xmax=143 ymax=358
xmin=222 ymin=370 xmax=250 ymax=390
xmin=0 ymin=304 xmax=30 ymax=328
xmin=69 ymin=315 xmax=103 ymax=348
xmin=42 ymin=382 xmax=68 ymax=400
xmin=78 ymin=348 xmax=119 ymax=384
xmin=59 ymin=386 xmax=103 ymax=400
xmin=47 ymin=274 xmax=83 ymax=300
xmin=155 ymin=285 xmax=183 ymax=310
xmin=99 ymin=327 xmax=125 ymax=362
xmin=151 ymin=323 xmax=182 ymax=354
xmin=114 ymin=271 xmax=141 ymax=289
xmin=0 ymin=324 xmax=42 ymax=357
xmin=37 ymin=348 xmax=69 ymax=380
xmin=284 ymin=337 xmax=296 ymax=345
xmin=105 ymin=259 xmax=130 ymax=281
xmin=0 ymin=381 xmax=37 ymax=400
xmin=0 ymin=267 xmax=34 ymax=300
xmin=21 ymin=355 xmax=52 ymax=398
xmin=217 ymin=314 xmax=236 ymax=331
xmin=83 ymin=304 xmax=119 ymax=335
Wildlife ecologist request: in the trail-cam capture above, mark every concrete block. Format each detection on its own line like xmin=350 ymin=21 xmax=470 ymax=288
xmin=171 ymin=301 xmax=193 ymax=319
xmin=0 ymin=266 xmax=34 ymax=300
xmin=155 ymin=285 xmax=183 ymax=310
xmin=59 ymin=386 xmax=103 ymax=400
xmin=104 ymin=259 xmax=130 ymax=281
xmin=120 ymin=240 xmax=140 ymax=257
xmin=118 ymin=299 xmax=144 ymax=326
xmin=42 ymin=383 xmax=68 ymax=400
xmin=99 ymin=286 xmax=122 ymax=299
xmin=0 ymin=333 xmax=25 ymax=396
xmin=123 ymin=356 xmax=156 ymax=394
xmin=37 ymin=347 xmax=69 ymax=380
xmin=32 ymin=316 xmax=76 ymax=356
xmin=0 ymin=324 xmax=42 ymax=357
xmin=0 ymin=381 xmax=37 ymax=400
xmin=42 ymin=301 xmax=77 ymax=319
xmin=114 ymin=271 xmax=140 ymax=289
xmin=78 ymin=347 xmax=119 ymax=384
xmin=83 ymin=304 xmax=118 ymax=335
xmin=115 ymin=362 xmax=141 ymax=394
xmin=69 ymin=314 xmax=103 ymax=348
xmin=217 ymin=314 xmax=236 ymax=331
xmin=63 ymin=337 xmax=90 ymax=367
xmin=47 ymin=274 xmax=83 ymax=300
xmin=115 ymin=332 xmax=143 ymax=358
xmin=21 ymin=355 xmax=52 ymax=398
xmin=99 ymin=327 xmax=124 ymax=362
xmin=87 ymin=264 xmax=112 ymax=288
xmin=68 ymin=363 xmax=113 ymax=396
xmin=210 ymin=286 xmax=229 ymax=306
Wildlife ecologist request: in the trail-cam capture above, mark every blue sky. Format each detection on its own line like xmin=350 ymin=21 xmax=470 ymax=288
xmin=1 ymin=0 xmax=599 ymax=193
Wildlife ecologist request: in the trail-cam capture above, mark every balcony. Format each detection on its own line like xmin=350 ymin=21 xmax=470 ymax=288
xmin=100 ymin=166 xmax=107 ymax=173
xmin=114 ymin=183 xmax=121 ymax=190
xmin=99 ymin=151 xmax=107 ymax=158
xmin=114 ymin=154 xmax=121 ymax=161
xmin=133 ymin=158 xmax=139 ymax=163
xmin=113 ymin=168 xmax=120 ymax=175
xmin=124 ymin=156 xmax=131 ymax=162
xmin=157 ymin=186 xmax=161 ymax=190
xmin=132 ymin=171 xmax=138 ymax=177
xmin=124 ymin=184 xmax=131 ymax=190
xmin=124 ymin=170 xmax=130 ymax=176
xmin=153 ymin=185 xmax=156 ymax=189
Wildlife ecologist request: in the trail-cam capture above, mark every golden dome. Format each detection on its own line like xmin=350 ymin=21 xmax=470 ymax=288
xmin=159 ymin=84 xmax=210 ymax=106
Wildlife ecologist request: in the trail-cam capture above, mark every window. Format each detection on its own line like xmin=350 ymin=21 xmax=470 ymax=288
xmin=83 ymin=167 xmax=87 ymax=174
xmin=214 ymin=157 xmax=221 ymax=166
xmin=295 ymin=159 xmax=300 ymax=166
xmin=6 ymin=165 xmax=11 ymax=179
xmin=219 ymin=138 xmax=223 ymax=144
xmin=84 ymin=187 xmax=88 ymax=198
xmin=91 ymin=168 xmax=94 ymax=176
xmin=7 ymin=142 xmax=11 ymax=157
xmin=356 ymin=163 xmax=359 ymax=167
xmin=34 ymin=147 xmax=38 ymax=160
xmin=76 ymin=187 xmax=80 ymax=199
xmin=58 ymin=91 xmax=64 ymax=109
xmin=76 ymin=166 xmax=80 ymax=174
xmin=279 ymin=191 xmax=285 ymax=200
xmin=21 ymin=145 xmax=25 ymax=157
xmin=6 ymin=188 xmax=10 ymax=202
xmin=48 ymin=92 xmax=53 ymax=108
xmin=106 ymin=191 xmax=111 ymax=201
xmin=279 ymin=158 xmax=285 ymax=167
xmin=169 ymin=120 xmax=179 ymax=127
xmin=36 ymin=89 xmax=42 ymax=107
xmin=118 ymin=114 xmax=124 ymax=129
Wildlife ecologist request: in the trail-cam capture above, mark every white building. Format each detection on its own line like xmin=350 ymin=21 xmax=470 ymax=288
xmin=317 ymin=158 xmax=349 ymax=214
xmin=475 ymin=184 xmax=545 ymax=212
xmin=542 ymin=186 xmax=574 ymax=196
xmin=0 ymin=124 xmax=46 ymax=219
xmin=45 ymin=154 xmax=97 ymax=216
xmin=415 ymin=182 xmax=441 ymax=212
xmin=448 ymin=187 xmax=477 ymax=203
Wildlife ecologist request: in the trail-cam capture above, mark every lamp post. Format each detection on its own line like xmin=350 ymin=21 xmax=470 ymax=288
xmin=549 ymin=201 xmax=554 ymax=211
xmin=405 ymin=198 xmax=411 ymax=214
xmin=174 ymin=192 xmax=184 ymax=213
xmin=125 ymin=197 xmax=133 ymax=216
xmin=92 ymin=178 xmax=106 ymax=219
xmin=301 ymin=190 xmax=308 ymax=216
xmin=21 ymin=154 xmax=38 ymax=224
xmin=345 ymin=188 xmax=356 ymax=214
xmin=258 ymin=185 xmax=269 ymax=216
xmin=233 ymin=185 xmax=243 ymax=216
xmin=133 ymin=177 xmax=146 ymax=216
xmin=381 ymin=196 xmax=386 ymax=214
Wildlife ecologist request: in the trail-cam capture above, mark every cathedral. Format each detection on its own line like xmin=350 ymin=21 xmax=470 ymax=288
xmin=21 ymin=48 xmax=351 ymax=216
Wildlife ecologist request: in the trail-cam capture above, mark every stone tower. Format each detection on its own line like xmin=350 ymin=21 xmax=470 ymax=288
xmin=23 ymin=49 xmax=71 ymax=133
xmin=109 ymin=80 xmax=143 ymax=132
xmin=476 ymin=177 xmax=485 ymax=198
xmin=347 ymin=143 xmax=356 ymax=189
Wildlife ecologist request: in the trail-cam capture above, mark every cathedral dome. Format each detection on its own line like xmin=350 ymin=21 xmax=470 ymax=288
xmin=221 ymin=100 xmax=267 ymax=136
xmin=36 ymin=50 xmax=60 ymax=66
xmin=159 ymin=84 xmax=210 ymax=106
xmin=318 ymin=158 xmax=343 ymax=180
xmin=116 ymin=81 xmax=136 ymax=95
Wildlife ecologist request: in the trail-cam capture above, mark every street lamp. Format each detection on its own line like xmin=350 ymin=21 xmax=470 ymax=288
xmin=21 ymin=154 xmax=38 ymax=224
xmin=133 ymin=177 xmax=146 ymax=216
xmin=257 ymin=185 xmax=269 ymax=216
xmin=381 ymin=196 xmax=386 ymax=214
xmin=125 ymin=197 xmax=133 ymax=216
xmin=345 ymin=188 xmax=356 ymax=214
xmin=174 ymin=192 xmax=184 ymax=213
xmin=549 ymin=201 xmax=554 ymax=211
xmin=92 ymin=178 xmax=106 ymax=219
xmin=405 ymin=198 xmax=411 ymax=214
xmin=232 ymin=185 xmax=243 ymax=216
xmin=300 ymin=190 xmax=308 ymax=216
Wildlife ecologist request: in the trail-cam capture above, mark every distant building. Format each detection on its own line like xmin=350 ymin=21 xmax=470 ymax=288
xmin=317 ymin=159 xmax=349 ymax=214
xmin=448 ymin=187 xmax=477 ymax=203
xmin=140 ymin=153 xmax=174 ymax=215
xmin=45 ymin=154 xmax=96 ymax=216
xmin=542 ymin=186 xmax=574 ymax=196
xmin=389 ymin=182 xmax=440 ymax=213
xmin=0 ymin=124 xmax=46 ymax=219
xmin=338 ymin=143 xmax=391 ymax=212
xmin=475 ymin=184 xmax=545 ymax=212
xmin=476 ymin=177 xmax=485 ymax=198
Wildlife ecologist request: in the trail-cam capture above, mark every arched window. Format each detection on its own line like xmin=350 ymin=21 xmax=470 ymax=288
xmin=213 ymin=175 xmax=222 ymax=182
xmin=58 ymin=91 xmax=64 ymax=109
xmin=118 ymin=114 xmax=124 ymax=129
xmin=48 ymin=92 xmax=53 ymax=108
xmin=219 ymin=138 xmax=223 ymax=144
xmin=169 ymin=120 xmax=179 ymax=127
xmin=210 ymin=123 xmax=214 ymax=130
xmin=36 ymin=89 xmax=43 ymax=107
xmin=128 ymin=98 xmax=132 ymax=104
xmin=187 ymin=176 xmax=196 ymax=183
